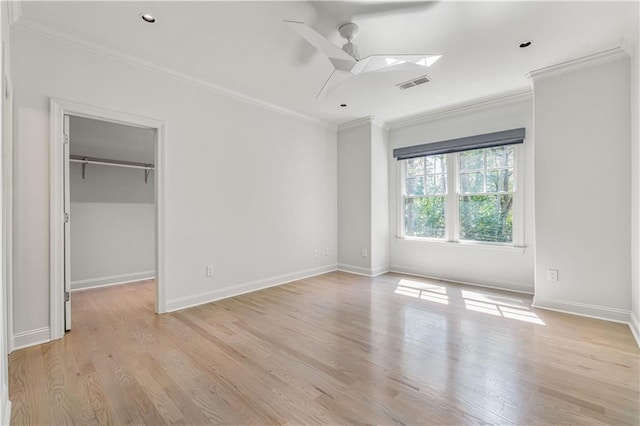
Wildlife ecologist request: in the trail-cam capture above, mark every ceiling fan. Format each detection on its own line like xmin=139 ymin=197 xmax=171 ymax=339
xmin=285 ymin=20 xmax=441 ymax=98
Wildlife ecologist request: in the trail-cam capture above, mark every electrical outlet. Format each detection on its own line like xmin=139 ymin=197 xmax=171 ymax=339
xmin=206 ymin=265 xmax=215 ymax=277
xmin=313 ymin=249 xmax=319 ymax=258
xmin=361 ymin=248 xmax=367 ymax=258
xmin=325 ymin=247 xmax=330 ymax=256
xmin=547 ymin=269 xmax=558 ymax=282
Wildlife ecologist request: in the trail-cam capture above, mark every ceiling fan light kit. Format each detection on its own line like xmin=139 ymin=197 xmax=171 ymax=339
xmin=285 ymin=20 xmax=441 ymax=99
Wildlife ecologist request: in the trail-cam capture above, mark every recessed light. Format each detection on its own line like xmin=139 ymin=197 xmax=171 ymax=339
xmin=519 ymin=40 xmax=532 ymax=49
xmin=340 ymin=104 xmax=347 ymax=107
xmin=140 ymin=13 xmax=156 ymax=23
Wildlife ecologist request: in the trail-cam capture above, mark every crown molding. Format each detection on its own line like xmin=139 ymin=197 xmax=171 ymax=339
xmin=387 ymin=89 xmax=532 ymax=130
xmin=12 ymin=17 xmax=333 ymax=129
xmin=8 ymin=0 xmax=22 ymax=26
xmin=371 ymin=116 xmax=389 ymax=131
xmin=526 ymin=47 xmax=629 ymax=82
xmin=337 ymin=115 xmax=389 ymax=132
xmin=337 ymin=116 xmax=372 ymax=131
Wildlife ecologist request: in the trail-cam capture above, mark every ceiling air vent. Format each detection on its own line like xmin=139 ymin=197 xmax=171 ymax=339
xmin=397 ymin=75 xmax=431 ymax=90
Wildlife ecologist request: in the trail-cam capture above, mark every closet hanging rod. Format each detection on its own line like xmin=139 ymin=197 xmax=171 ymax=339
xmin=69 ymin=155 xmax=154 ymax=170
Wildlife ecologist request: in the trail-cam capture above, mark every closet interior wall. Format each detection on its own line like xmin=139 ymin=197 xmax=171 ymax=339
xmin=69 ymin=116 xmax=156 ymax=291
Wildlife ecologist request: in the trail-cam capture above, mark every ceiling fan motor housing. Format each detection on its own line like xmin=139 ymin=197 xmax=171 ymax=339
xmin=338 ymin=22 xmax=359 ymax=40
xmin=339 ymin=23 xmax=361 ymax=59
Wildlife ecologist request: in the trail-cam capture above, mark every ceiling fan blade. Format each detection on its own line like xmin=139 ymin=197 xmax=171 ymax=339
xmin=284 ymin=20 xmax=356 ymax=64
xmin=352 ymin=54 xmax=442 ymax=75
xmin=316 ymin=70 xmax=352 ymax=99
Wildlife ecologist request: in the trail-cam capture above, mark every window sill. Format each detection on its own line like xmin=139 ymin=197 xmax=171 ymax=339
xmin=395 ymin=237 xmax=527 ymax=253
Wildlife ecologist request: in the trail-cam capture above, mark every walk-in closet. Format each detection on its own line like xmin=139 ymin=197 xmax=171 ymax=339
xmin=68 ymin=116 xmax=157 ymax=321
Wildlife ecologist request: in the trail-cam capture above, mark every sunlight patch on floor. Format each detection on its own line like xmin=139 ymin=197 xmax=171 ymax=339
xmin=395 ymin=279 xmax=544 ymax=325
xmin=394 ymin=280 xmax=449 ymax=305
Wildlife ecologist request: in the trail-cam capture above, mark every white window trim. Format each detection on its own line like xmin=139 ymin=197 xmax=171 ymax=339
xmin=397 ymin=145 xmax=525 ymax=248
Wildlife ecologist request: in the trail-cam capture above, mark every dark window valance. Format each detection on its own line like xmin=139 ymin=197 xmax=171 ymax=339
xmin=393 ymin=128 xmax=525 ymax=160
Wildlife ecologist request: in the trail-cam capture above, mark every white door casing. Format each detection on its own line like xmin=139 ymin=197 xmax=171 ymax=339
xmin=63 ymin=114 xmax=71 ymax=331
xmin=49 ymin=98 xmax=167 ymax=341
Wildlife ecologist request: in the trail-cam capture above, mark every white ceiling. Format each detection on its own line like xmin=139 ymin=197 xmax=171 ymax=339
xmin=17 ymin=1 xmax=638 ymax=125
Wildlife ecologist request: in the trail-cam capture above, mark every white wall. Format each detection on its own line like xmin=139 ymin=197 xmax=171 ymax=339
xmin=337 ymin=122 xmax=371 ymax=273
xmin=370 ymin=121 xmax=389 ymax=275
xmin=70 ymin=166 xmax=155 ymax=290
xmin=0 ymin=1 xmax=11 ymax=422
xmin=11 ymin=27 xmax=337 ymax=339
xmin=388 ymin=98 xmax=535 ymax=293
xmin=337 ymin=118 xmax=390 ymax=276
xmin=630 ymin=4 xmax=640 ymax=346
xmin=533 ymin=58 xmax=631 ymax=321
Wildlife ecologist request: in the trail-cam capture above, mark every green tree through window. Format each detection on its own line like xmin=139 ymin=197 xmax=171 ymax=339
xmin=403 ymin=146 xmax=516 ymax=243
xmin=404 ymin=155 xmax=447 ymax=238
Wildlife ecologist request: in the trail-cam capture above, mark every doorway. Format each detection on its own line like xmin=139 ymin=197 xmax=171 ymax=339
xmin=67 ymin=116 xmax=157 ymax=330
xmin=50 ymin=99 xmax=166 ymax=340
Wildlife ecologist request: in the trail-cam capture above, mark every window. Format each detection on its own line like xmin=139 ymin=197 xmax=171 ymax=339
xmin=401 ymin=145 xmax=520 ymax=245
xmin=458 ymin=146 xmax=514 ymax=243
xmin=404 ymin=155 xmax=447 ymax=238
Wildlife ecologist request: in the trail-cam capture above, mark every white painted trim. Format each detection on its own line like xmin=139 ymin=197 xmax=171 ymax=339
xmin=336 ymin=264 xmax=388 ymax=277
xmin=527 ymin=48 xmax=629 ymax=81
xmin=50 ymin=98 xmax=167 ymax=342
xmin=49 ymin=100 xmax=65 ymax=341
xmin=532 ymin=297 xmax=631 ymax=324
xmin=13 ymin=19 xmax=332 ymax=129
xmin=337 ymin=116 xmax=375 ymax=132
xmin=167 ymin=265 xmax=337 ymax=312
xmin=394 ymin=236 xmax=527 ymax=254
xmin=14 ymin=327 xmax=50 ymax=350
xmin=370 ymin=117 xmax=389 ymax=131
xmin=154 ymin=121 xmax=167 ymax=315
xmin=7 ymin=1 xmax=22 ymax=26
xmin=337 ymin=116 xmax=390 ymax=132
xmin=337 ymin=264 xmax=374 ymax=276
xmin=370 ymin=266 xmax=390 ymax=277
xmin=71 ymin=271 xmax=155 ymax=291
xmin=1 ymin=383 xmax=10 ymax=426
xmin=388 ymin=89 xmax=532 ymax=129
xmin=389 ymin=265 xmax=534 ymax=295
xmin=630 ymin=312 xmax=640 ymax=349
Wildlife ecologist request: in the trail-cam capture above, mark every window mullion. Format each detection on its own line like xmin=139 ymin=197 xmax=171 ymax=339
xmin=446 ymin=153 xmax=459 ymax=242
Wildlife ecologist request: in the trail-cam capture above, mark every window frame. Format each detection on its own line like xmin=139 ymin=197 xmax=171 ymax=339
xmin=398 ymin=144 xmax=524 ymax=248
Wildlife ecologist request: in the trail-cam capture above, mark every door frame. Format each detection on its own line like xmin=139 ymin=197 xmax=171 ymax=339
xmin=49 ymin=98 xmax=167 ymax=340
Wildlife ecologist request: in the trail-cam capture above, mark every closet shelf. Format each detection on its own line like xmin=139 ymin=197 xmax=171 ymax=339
xmin=70 ymin=155 xmax=154 ymax=183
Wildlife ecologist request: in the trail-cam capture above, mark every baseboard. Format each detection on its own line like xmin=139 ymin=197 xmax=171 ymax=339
xmin=166 ymin=264 xmax=337 ymax=312
xmin=71 ymin=270 xmax=155 ymax=291
xmin=13 ymin=327 xmax=50 ymax=351
xmin=388 ymin=264 xmax=534 ymax=295
xmin=371 ymin=265 xmax=390 ymax=277
xmin=532 ymin=297 xmax=631 ymax=324
xmin=337 ymin=263 xmax=389 ymax=277
xmin=1 ymin=384 xmax=10 ymax=426
xmin=629 ymin=311 xmax=640 ymax=349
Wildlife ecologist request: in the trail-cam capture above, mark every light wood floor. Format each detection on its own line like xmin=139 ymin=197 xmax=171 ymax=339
xmin=8 ymin=272 xmax=640 ymax=425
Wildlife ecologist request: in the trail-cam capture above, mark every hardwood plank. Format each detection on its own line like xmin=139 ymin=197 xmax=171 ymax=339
xmin=8 ymin=273 xmax=640 ymax=425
